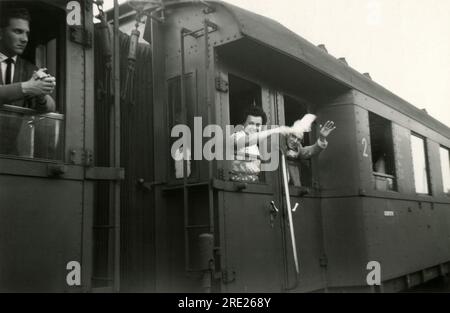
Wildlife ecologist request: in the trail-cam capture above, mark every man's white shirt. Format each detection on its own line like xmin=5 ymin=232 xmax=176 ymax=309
xmin=0 ymin=52 xmax=17 ymax=84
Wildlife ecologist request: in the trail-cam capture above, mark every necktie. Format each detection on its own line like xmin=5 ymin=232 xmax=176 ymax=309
xmin=4 ymin=58 xmax=14 ymax=85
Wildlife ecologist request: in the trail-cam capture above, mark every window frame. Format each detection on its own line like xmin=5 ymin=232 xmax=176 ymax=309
xmin=439 ymin=145 xmax=450 ymax=195
xmin=0 ymin=2 xmax=67 ymax=162
xmin=410 ymin=132 xmax=432 ymax=195
xmin=225 ymin=73 xmax=272 ymax=186
xmin=368 ymin=112 xmax=398 ymax=192
xmin=281 ymin=93 xmax=316 ymax=190
xmin=166 ymin=72 xmax=200 ymax=185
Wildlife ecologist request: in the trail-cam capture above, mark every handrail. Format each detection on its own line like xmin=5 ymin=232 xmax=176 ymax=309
xmin=281 ymin=153 xmax=300 ymax=290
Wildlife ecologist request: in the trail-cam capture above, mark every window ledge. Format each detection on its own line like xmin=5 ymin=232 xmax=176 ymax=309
xmin=212 ymin=178 xmax=272 ymax=194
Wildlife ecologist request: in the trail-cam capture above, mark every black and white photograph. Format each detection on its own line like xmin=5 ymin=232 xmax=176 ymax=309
xmin=0 ymin=0 xmax=450 ymax=298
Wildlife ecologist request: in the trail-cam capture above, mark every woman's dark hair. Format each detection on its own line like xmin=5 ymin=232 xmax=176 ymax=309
xmin=243 ymin=106 xmax=267 ymax=125
xmin=0 ymin=7 xmax=31 ymax=28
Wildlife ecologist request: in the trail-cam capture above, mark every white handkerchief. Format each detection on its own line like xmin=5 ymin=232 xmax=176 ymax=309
xmin=291 ymin=114 xmax=317 ymax=136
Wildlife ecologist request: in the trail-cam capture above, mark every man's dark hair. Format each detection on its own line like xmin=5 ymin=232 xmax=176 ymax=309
xmin=0 ymin=7 xmax=31 ymax=28
xmin=243 ymin=106 xmax=267 ymax=125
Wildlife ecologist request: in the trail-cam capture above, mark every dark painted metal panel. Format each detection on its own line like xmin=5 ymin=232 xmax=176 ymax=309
xmin=0 ymin=158 xmax=84 ymax=180
xmin=354 ymin=106 xmax=374 ymax=194
xmin=286 ymin=197 xmax=326 ymax=291
xmin=321 ymin=197 xmax=368 ymax=287
xmin=0 ymin=176 xmax=83 ymax=292
xmin=363 ymin=198 xmax=450 ymax=281
xmin=220 ymin=191 xmax=284 ymax=292
xmin=65 ymin=35 xmax=86 ymax=162
xmin=317 ymin=104 xmax=361 ymax=195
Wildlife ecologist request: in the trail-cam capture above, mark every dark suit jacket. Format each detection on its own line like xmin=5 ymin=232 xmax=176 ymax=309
xmin=0 ymin=56 xmax=38 ymax=107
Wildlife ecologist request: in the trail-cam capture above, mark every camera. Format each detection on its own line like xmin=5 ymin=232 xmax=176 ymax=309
xmin=34 ymin=68 xmax=51 ymax=80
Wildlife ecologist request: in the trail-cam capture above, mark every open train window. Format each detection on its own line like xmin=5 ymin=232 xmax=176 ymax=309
xmin=228 ymin=74 xmax=266 ymax=183
xmin=283 ymin=95 xmax=313 ymax=187
xmin=0 ymin=2 xmax=65 ymax=160
xmin=229 ymin=74 xmax=262 ymax=126
xmin=410 ymin=133 xmax=431 ymax=195
xmin=369 ymin=113 xmax=397 ymax=191
xmin=439 ymin=146 xmax=450 ymax=194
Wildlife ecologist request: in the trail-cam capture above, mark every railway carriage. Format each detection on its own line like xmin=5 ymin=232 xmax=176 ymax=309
xmin=0 ymin=0 xmax=449 ymax=292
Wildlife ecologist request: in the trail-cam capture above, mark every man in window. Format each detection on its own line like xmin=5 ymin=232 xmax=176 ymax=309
xmin=282 ymin=120 xmax=336 ymax=186
xmin=0 ymin=7 xmax=56 ymax=155
xmin=0 ymin=7 xmax=56 ymax=110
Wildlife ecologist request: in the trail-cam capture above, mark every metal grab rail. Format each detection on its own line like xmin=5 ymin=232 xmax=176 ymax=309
xmin=281 ymin=153 xmax=300 ymax=289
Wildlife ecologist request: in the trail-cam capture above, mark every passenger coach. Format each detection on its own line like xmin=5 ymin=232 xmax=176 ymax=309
xmin=0 ymin=0 xmax=449 ymax=293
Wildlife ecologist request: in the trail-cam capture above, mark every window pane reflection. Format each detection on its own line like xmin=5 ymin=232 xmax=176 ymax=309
xmin=410 ymin=134 xmax=430 ymax=194
xmin=440 ymin=147 xmax=450 ymax=194
xmin=0 ymin=106 xmax=63 ymax=160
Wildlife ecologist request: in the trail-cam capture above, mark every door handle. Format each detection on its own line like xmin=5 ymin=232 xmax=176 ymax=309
xmin=269 ymin=201 xmax=279 ymax=228
xmin=270 ymin=201 xmax=279 ymax=213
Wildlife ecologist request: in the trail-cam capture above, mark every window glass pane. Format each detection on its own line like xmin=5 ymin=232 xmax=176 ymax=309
xmin=411 ymin=134 xmax=429 ymax=194
xmin=440 ymin=147 xmax=450 ymax=194
xmin=168 ymin=74 xmax=195 ymax=180
xmin=369 ymin=113 xmax=396 ymax=191
xmin=0 ymin=106 xmax=63 ymax=160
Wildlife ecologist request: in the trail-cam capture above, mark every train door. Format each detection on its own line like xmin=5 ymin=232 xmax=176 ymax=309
xmin=0 ymin=1 xmax=94 ymax=292
xmin=216 ymin=74 xmax=287 ymax=292
xmin=275 ymin=94 xmax=327 ymax=291
xmin=214 ymin=71 xmax=328 ymax=292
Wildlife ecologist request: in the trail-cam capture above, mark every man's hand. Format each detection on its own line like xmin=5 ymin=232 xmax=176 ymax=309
xmin=319 ymin=120 xmax=336 ymax=140
xmin=32 ymin=68 xmax=50 ymax=80
xmin=21 ymin=76 xmax=56 ymax=97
